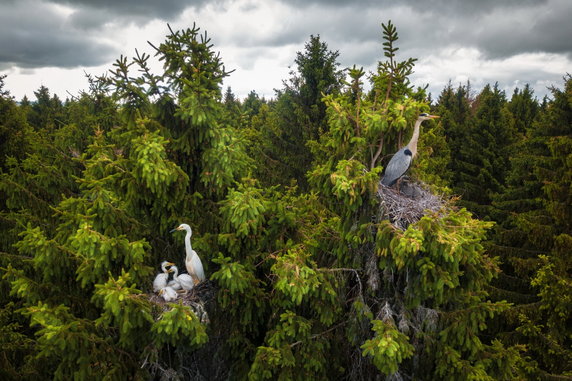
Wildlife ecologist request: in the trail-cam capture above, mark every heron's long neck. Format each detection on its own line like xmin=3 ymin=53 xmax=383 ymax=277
xmin=172 ymin=267 xmax=179 ymax=279
xmin=407 ymin=119 xmax=423 ymax=157
xmin=184 ymin=231 xmax=194 ymax=259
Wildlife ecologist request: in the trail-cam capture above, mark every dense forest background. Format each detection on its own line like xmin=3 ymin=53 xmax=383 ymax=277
xmin=0 ymin=21 xmax=570 ymax=380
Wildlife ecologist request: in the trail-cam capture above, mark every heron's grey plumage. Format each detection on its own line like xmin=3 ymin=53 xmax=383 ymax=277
xmin=381 ymin=147 xmax=413 ymax=186
xmin=381 ymin=113 xmax=439 ymax=187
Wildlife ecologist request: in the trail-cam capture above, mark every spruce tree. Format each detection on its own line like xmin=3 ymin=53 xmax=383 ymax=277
xmin=260 ymin=35 xmax=344 ymax=189
xmin=308 ymin=23 xmax=521 ymax=380
xmin=0 ymin=24 xmax=249 ymax=379
xmin=208 ymin=21 xmax=522 ymax=380
xmin=506 ymin=84 xmax=539 ymax=135
xmin=489 ymin=85 xmax=542 ymax=284
xmin=3 ymin=117 xmax=198 ymax=379
xmin=514 ymin=77 xmax=572 ymax=378
xmin=442 ymin=83 xmax=516 ymax=218
xmin=0 ymin=76 xmax=34 ymax=170
xmin=0 ymin=77 xmax=124 ymax=378
xmin=433 ymin=82 xmax=474 ymax=190
xmin=25 ymin=86 xmax=66 ymax=131
xmin=0 ymin=76 xmax=39 ymax=380
xmin=486 ymin=78 xmax=572 ymax=379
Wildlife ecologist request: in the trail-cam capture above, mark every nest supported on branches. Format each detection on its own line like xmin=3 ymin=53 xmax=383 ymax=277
xmin=147 ymin=280 xmax=216 ymax=324
xmin=377 ymin=178 xmax=446 ymax=230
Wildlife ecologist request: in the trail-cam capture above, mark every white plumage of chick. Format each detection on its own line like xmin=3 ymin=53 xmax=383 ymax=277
xmin=167 ymin=278 xmax=182 ymax=291
xmin=159 ymin=286 xmax=178 ymax=302
xmin=153 ymin=261 xmax=174 ymax=292
xmin=169 ymin=265 xmax=194 ymax=291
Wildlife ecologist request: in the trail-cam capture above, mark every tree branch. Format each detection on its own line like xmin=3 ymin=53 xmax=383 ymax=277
xmin=290 ymin=321 xmax=347 ymax=348
xmin=319 ymin=267 xmax=363 ymax=301
xmin=370 ymin=135 xmax=385 ymax=170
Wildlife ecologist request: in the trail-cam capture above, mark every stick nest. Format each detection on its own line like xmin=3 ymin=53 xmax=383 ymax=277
xmin=148 ymin=280 xmax=216 ymax=324
xmin=377 ymin=178 xmax=446 ymax=230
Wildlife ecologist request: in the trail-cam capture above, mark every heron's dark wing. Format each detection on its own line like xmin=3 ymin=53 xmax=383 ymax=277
xmin=381 ymin=147 xmax=412 ymax=186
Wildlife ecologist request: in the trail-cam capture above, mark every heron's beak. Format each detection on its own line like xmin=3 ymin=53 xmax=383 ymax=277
xmin=169 ymin=228 xmax=177 ymax=233
xmin=429 ymin=115 xmax=440 ymax=119
xmin=167 ymin=262 xmax=175 ymax=266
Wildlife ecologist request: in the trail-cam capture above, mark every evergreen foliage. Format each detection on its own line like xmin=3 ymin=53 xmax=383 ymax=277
xmin=0 ymin=21 xmax=571 ymax=381
xmin=257 ymin=35 xmax=344 ymax=189
xmin=489 ymin=77 xmax=572 ymax=379
xmin=0 ymin=79 xmax=33 ymax=170
xmin=434 ymin=82 xmax=474 ymax=190
xmin=441 ymin=83 xmax=516 ymax=218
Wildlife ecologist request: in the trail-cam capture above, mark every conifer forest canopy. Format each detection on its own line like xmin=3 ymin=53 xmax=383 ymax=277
xmin=0 ymin=21 xmax=571 ymax=380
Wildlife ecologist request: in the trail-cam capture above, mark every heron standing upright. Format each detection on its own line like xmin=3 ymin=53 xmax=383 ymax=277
xmin=170 ymin=223 xmax=206 ymax=285
xmin=381 ymin=113 xmax=440 ymax=186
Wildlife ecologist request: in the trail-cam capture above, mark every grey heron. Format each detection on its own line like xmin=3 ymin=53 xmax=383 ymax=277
xmin=381 ymin=113 xmax=440 ymax=187
xmin=170 ymin=223 xmax=206 ymax=285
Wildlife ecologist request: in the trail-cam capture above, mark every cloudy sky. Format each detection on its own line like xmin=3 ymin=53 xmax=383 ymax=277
xmin=1 ymin=0 xmax=571 ymax=102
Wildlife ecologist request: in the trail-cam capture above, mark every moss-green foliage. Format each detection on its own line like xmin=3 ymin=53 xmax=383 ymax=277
xmin=439 ymin=83 xmax=517 ymax=218
xmin=2 ymin=117 xmax=192 ymax=377
xmin=1 ymin=22 xmax=571 ymax=380
xmin=0 ymin=83 xmax=33 ymax=170
xmin=361 ymin=319 xmax=414 ymax=375
xmin=249 ymin=35 xmax=343 ymax=190
xmin=519 ymin=78 xmax=572 ymax=377
xmin=480 ymin=76 xmax=572 ymax=380
xmin=206 ymin=21 xmax=520 ymax=380
xmin=0 ymin=24 xmax=246 ymax=379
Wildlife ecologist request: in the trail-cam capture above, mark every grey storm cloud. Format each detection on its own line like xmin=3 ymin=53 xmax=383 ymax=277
xmin=277 ymin=0 xmax=546 ymax=13
xmin=0 ymin=0 xmax=118 ymax=69
xmin=269 ymin=0 xmax=572 ymax=58
xmin=1 ymin=0 xmax=571 ymax=72
xmin=471 ymin=2 xmax=572 ymax=58
xmin=0 ymin=0 xmax=215 ymax=69
xmin=50 ymin=0 xmax=208 ymax=20
xmin=205 ymin=0 xmax=571 ymax=75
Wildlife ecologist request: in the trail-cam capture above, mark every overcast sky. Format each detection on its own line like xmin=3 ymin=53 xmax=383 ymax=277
xmin=1 ymin=0 xmax=571 ymax=102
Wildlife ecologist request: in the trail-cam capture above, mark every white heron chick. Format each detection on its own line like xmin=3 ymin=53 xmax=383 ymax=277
xmin=169 ymin=265 xmax=194 ymax=291
xmin=170 ymin=223 xmax=205 ymax=285
xmin=167 ymin=278 xmax=182 ymax=291
xmin=153 ymin=261 xmax=174 ymax=292
xmin=159 ymin=286 xmax=178 ymax=302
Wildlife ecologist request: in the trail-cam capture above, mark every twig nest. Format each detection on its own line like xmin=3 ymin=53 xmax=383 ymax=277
xmin=377 ymin=178 xmax=445 ymax=230
xmin=148 ymin=280 xmax=216 ymax=324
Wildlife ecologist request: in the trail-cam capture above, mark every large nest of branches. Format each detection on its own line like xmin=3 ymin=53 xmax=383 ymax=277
xmin=145 ymin=280 xmax=231 ymax=379
xmin=377 ymin=178 xmax=446 ymax=230
xmin=148 ymin=280 xmax=216 ymax=324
